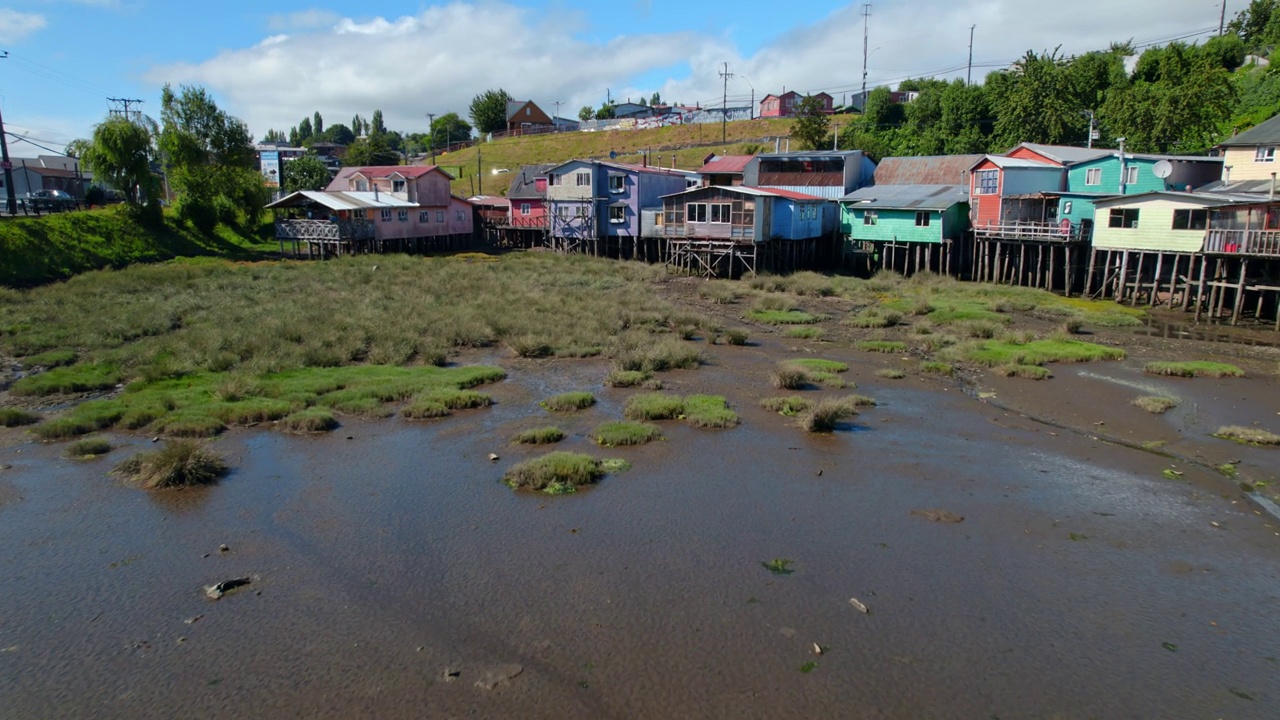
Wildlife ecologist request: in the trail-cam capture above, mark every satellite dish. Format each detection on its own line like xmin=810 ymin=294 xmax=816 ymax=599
xmin=1152 ymin=160 xmax=1173 ymax=179
xmin=609 ymin=150 xmax=618 ymax=160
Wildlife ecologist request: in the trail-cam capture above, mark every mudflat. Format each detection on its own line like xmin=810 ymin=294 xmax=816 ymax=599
xmin=1 ymin=255 xmax=1277 ymax=718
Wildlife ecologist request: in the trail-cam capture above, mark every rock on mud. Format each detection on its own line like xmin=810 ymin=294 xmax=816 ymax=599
xmin=474 ymin=663 xmax=523 ymax=690
xmin=204 ymin=577 xmax=251 ymax=600
xmin=910 ymin=509 xmax=965 ymax=524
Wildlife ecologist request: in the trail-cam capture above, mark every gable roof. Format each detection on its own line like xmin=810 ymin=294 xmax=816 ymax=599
xmin=973 ymin=155 xmax=1059 ymax=170
xmin=265 ymin=190 xmax=419 ymax=211
xmin=1218 ymin=113 xmax=1280 ymax=147
xmin=698 ymin=155 xmax=754 ymax=174
xmin=660 ymin=185 xmax=826 ymax=201
xmin=1014 ymin=143 xmax=1112 ymax=165
xmin=344 ymin=165 xmax=446 ymax=180
xmin=507 ymin=163 xmax=557 ymax=199
xmin=873 ymin=155 xmax=984 ymax=186
xmin=840 ymin=184 xmax=968 ymax=210
xmin=1091 ymin=190 xmax=1264 ymax=208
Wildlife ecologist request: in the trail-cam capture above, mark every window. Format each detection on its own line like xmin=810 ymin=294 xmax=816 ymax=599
xmin=380 ymin=209 xmax=392 ymax=222
xmin=548 ymin=174 xmax=559 ymax=186
xmin=575 ymin=205 xmax=588 ymax=218
xmin=520 ymin=203 xmax=531 ymax=215
xmin=397 ymin=209 xmax=409 ymax=222
xmin=863 ymin=210 xmax=878 ymax=225
xmin=456 ymin=210 xmax=465 ymax=221
xmin=557 ymin=205 xmax=569 ymax=219
xmin=1171 ymin=208 xmax=1208 ymax=230
xmin=1256 ymin=146 xmax=1276 ymax=163
xmin=1108 ymin=208 xmax=1140 ymax=228
xmin=1123 ymin=166 xmax=1139 ymax=185
xmin=419 ymin=211 xmax=430 ymax=222
xmin=355 ymin=180 xmax=369 ymax=192
xmin=975 ymin=170 xmax=998 ymax=195
xmin=576 ymin=172 xmax=590 ymax=186
xmin=915 ymin=211 xmax=931 ymax=227
xmin=392 ymin=180 xmax=406 ymax=193
xmin=687 ymin=203 xmax=707 ymax=223
xmin=709 ymin=203 xmax=731 ymax=223
xmin=436 ymin=210 xmax=445 ymax=222
xmin=609 ymin=174 xmax=625 ymax=193
xmin=353 ymin=210 xmax=367 ymax=219
xmin=609 ymin=205 xmax=625 ymax=224
xmin=1085 ymin=168 xmax=1102 ymax=186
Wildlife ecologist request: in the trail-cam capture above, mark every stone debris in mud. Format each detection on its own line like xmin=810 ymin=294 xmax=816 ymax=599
xmin=204 ymin=577 xmax=251 ymax=600
xmin=849 ymin=597 xmax=870 ymax=614
xmin=910 ymin=509 xmax=965 ymax=524
xmin=474 ymin=663 xmax=523 ymax=690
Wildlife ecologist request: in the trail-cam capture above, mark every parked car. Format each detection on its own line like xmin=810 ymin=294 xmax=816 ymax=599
xmin=27 ymin=189 xmax=78 ymax=212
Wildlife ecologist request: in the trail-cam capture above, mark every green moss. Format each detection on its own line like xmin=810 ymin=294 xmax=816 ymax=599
xmin=788 ymin=358 xmax=849 ymax=373
xmin=875 ymin=368 xmax=906 ymax=379
xmin=278 ymin=407 xmax=339 ymax=433
xmin=10 ymin=363 xmax=122 ymax=397
xmin=952 ymin=339 xmax=1125 ymax=366
xmin=593 ymin=421 xmax=663 ymax=447
xmin=605 ymin=369 xmax=649 ymax=388
xmin=541 ymin=392 xmax=596 ymax=412
xmin=1144 ymin=361 xmax=1244 ymax=378
xmin=856 ymin=341 xmax=907 ymax=354
xmin=66 ymin=437 xmax=113 ymax=458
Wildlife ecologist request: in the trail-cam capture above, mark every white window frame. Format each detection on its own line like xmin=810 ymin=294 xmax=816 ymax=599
xmin=686 ymin=202 xmax=707 ymax=223
xmin=915 ymin=211 xmax=930 ymax=227
xmin=863 ymin=210 xmax=878 ymax=226
xmin=1123 ymin=166 xmax=1139 ymax=185
xmin=1256 ymin=146 xmax=1276 ymax=163
xmin=380 ymin=209 xmax=392 ymax=222
xmin=397 ymin=209 xmax=409 ymax=222
xmin=609 ymin=175 xmax=625 ymax=193
xmin=436 ymin=210 xmax=445 ymax=223
xmin=576 ymin=172 xmax=590 ymax=186
xmin=609 ymin=205 xmax=626 ymax=224
xmin=709 ymin=203 xmax=731 ymax=224
xmin=520 ymin=203 xmax=531 ymax=216
xmin=556 ymin=205 xmax=569 ymax=219
xmin=1085 ymin=168 xmax=1101 ymax=186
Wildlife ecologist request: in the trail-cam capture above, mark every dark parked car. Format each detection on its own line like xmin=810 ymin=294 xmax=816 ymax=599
xmin=26 ymin=189 xmax=78 ymax=212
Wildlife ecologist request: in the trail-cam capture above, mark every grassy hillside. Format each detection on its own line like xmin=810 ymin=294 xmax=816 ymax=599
xmin=438 ymin=118 xmax=797 ymax=197
xmin=0 ymin=207 xmax=274 ymax=287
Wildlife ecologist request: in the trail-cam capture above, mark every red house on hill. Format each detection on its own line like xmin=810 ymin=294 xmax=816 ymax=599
xmin=759 ymin=91 xmax=834 ymax=118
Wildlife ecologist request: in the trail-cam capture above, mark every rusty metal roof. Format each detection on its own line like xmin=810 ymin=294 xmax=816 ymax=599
xmin=841 ymin=184 xmax=967 ymax=210
xmin=697 ymin=155 xmax=754 ymax=174
xmin=872 ymin=155 xmax=985 ymax=186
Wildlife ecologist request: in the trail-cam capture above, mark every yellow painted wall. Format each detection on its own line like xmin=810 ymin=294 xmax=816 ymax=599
xmin=1091 ymin=198 xmax=1207 ymax=253
xmin=1221 ymin=147 xmax=1280 ymax=182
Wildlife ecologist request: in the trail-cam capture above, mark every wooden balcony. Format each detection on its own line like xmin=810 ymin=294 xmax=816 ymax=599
xmin=661 ymin=224 xmax=755 ymax=241
xmin=973 ymin=221 xmax=1089 ymax=243
xmin=1204 ymin=228 xmax=1280 ymax=257
xmin=275 ymin=218 xmax=375 ymax=242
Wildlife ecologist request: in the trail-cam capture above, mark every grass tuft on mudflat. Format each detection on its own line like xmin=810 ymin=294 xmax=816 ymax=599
xmin=541 ymin=392 xmax=596 ymax=412
xmin=1145 ymin=361 xmax=1244 ymax=378
xmin=799 ymin=397 xmax=861 ymax=433
xmin=682 ymin=394 xmax=739 ymax=428
xmin=605 ymin=370 xmax=649 ymax=388
xmin=748 ymin=310 xmax=822 ymax=325
xmin=875 ymin=368 xmax=906 ymax=379
xmin=10 ymin=363 xmax=122 ymax=397
xmin=513 ymin=426 xmax=566 ymax=445
xmin=593 ymin=421 xmax=663 ymax=447
xmin=114 ymin=440 xmax=228 ymax=490
xmin=1214 ymin=425 xmax=1280 ymax=445
xmin=783 ymin=326 xmax=825 ymax=340
xmin=65 ymin=437 xmax=112 ymax=458
xmin=0 ymin=407 xmax=40 ymax=427
xmin=624 ymin=393 xmax=686 ymax=421
xmin=1132 ymin=396 xmax=1178 ymax=414
xmin=949 ymin=339 xmax=1125 ymax=366
xmin=856 ymin=340 xmax=907 ymax=354
xmin=503 ymin=452 xmax=604 ymax=493
xmin=760 ymin=396 xmax=813 ymax=416
xmin=278 ymin=407 xmax=339 ymax=433
xmin=996 ymin=364 xmax=1051 ymax=380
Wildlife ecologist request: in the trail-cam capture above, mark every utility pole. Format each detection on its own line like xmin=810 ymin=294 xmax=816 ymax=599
xmin=1084 ymin=110 xmax=1097 ymax=149
xmin=554 ymin=100 xmax=562 ymax=120
xmin=719 ymin=62 xmax=734 ymax=143
xmin=108 ymin=97 xmax=144 ymax=123
xmin=426 ymin=112 xmax=436 ymax=165
xmin=967 ymin=25 xmax=976 ymax=85
xmin=477 ymin=146 xmax=483 ymax=195
xmin=861 ymin=4 xmax=871 ymax=110
xmin=1220 ymin=0 xmax=1228 ymax=35
xmin=0 ymin=51 xmax=15 ymax=215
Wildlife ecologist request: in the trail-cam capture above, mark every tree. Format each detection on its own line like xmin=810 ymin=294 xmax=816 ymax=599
xmin=313 ymin=112 xmax=324 ymax=136
xmin=78 ymin=116 xmax=159 ymax=209
xmin=159 ymin=84 xmax=263 ymax=232
xmin=1229 ymin=0 xmax=1278 ymax=50
xmin=344 ymin=132 xmax=400 ymax=166
xmin=989 ymin=49 xmax=1088 ymax=147
xmin=1100 ymin=44 xmax=1235 ymax=153
xmin=791 ymin=95 xmax=831 ymax=150
xmin=319 ymin=123 xmax=355 ymax=146
xmin=371 ymin=109 xmax=387 ymax=136
xmin=297 ymin=117 xmax=314 ymax=144
xmin=283 ymin=153 xmax=332 ymax=192
xmin=430 ymin=112 xmax=472 ymax=148
xmin=594 ymin=103 xmax=616 ymax=120
xmin=1203 ymin=33 xmax=1248 ymax=72
xmin=469 ymin=88 xmax=513 ymax=134
xmin=650 ymin=91 xmax=662 ymax=106
xmin=262 ymin=128 xmax=287 ymax=143
xmin=578 ymin=105 xmax=595 ymax=122
xmin=638 ymin=97 xmax=648 ymax=106
xmin=288 ymin=126 xmax=300 ymax=146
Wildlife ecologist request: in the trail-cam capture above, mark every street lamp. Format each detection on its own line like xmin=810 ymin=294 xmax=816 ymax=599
xmin=738 ymin=75 xmax=756 ymax=119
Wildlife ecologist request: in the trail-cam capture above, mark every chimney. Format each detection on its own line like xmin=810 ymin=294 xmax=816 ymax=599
xmin=1271 ymin=172 xmax=1276 ymax=201
xmin=1223 ymin=165 xmax=1232 ymax=185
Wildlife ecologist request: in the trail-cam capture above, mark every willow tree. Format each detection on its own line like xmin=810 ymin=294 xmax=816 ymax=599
xmin=78 ymin=116 xmax=161 ymax=212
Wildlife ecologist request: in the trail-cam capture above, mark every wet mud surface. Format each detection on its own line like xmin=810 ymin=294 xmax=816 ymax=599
xmin=3 ymin=330 xmax=1280 ymax=718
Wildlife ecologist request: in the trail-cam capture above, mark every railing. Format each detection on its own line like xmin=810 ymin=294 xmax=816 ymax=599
xmin=973 ymin=221 xmax=1088 ymax=243
xmin=1204 ymin=228 xmax=1280 ymax=256
xmin=500 ymin=215 xmax=548 ymax=229
xmin=661 ymin=224 xmax=755 ymax=240
xmin=275 ymin=219 xmax=375 ymax=241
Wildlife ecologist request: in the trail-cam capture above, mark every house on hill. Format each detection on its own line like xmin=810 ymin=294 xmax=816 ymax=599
xmin=505 ymin=100 xmax=553 ymax=135
xmin=265 ymin=165 xmax=473 ymax=256
xmin=759 ymin=91 xmax=834 ymax=118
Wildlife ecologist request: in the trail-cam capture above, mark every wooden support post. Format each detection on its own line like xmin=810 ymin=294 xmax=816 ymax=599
xmin=1193 ymin=255 xmax=1208 ymax=320
xmin=1231 ymin=258 xmax=1249 ymax=326
xmin=1084 ymin=248 xmax=1097 ymax=298
xmin=1150 ymin=252 xmax=1165 ymax=307
xmin=1116 ymin=250 xmax=1130 ymax=303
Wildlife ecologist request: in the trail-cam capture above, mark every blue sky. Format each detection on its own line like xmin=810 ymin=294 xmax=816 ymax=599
xmin=0 ymin=0 xmax=1230 ymax=153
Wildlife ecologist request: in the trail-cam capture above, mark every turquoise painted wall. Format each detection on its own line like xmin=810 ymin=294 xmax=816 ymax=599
xmin=1066 ymin=157 xmax=1168 ymax=196
xmin=843 ymin=207 xmax=944 ymax=244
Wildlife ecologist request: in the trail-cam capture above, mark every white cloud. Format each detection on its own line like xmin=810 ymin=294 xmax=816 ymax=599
xmin=0 ymin=10 xmax=48 ymax=42
xmin=143 ymin=0 xmax=1227 ymax=138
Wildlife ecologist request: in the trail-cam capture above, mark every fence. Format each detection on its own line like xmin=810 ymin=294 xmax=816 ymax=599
xmin=578 ymin=108 xmax=753 ymax=133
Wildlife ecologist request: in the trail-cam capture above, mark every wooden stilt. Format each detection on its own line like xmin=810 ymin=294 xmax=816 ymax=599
xmin=1084 ymin=248 xmax=1097 ymax=298
xmin=1116 ymin=250 xmax=1130 ymax=303
xmin=1231 ymin=259 xmax=1249 ymax=326
xmin=1150 ymin=252 xmax=1165 ymax=307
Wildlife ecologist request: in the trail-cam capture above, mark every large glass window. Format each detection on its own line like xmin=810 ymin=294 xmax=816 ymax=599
xmin=1108 ymin=208 xmax=1139 ymax=228
xmin=975 ymin=170 xmax=999 ymax=195
xmin=1171 ymin=209 xmax=1208 ymax=230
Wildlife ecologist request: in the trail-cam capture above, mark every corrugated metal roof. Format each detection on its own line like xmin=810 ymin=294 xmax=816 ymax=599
xmin=1217 ymin=113 xmax=1280 ymax=147
xmin=840 ymin=184 xmax=968 ymax=210
xmin=1092 ymin=191 xmax=1265 ymax=208
xmin=1194 ymin=179 xmax=1274 ymax=194
xmin=755 ymin=185 xmax=847 ymax=199
xmin=659 ymin=185 xmax=826 ymax=201
xmin=507 ymin=163 xmax=557 ymax=199
xmin=980 ymin=156 xmax=1059 ymax=170
xmin=873 ymin=155 xmax=984 ymax=185
xmin=697 ymin=155 xmax=754 ymax=174
xmin=1017 ymin=143 xmax=1112 ymax=165
xmin=265 ymin=190 xmax=419 ymax=211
